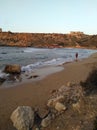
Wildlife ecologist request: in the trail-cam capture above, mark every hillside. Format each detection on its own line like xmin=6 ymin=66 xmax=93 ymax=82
xmin=0 ymin=31 xmax=97 ymax=48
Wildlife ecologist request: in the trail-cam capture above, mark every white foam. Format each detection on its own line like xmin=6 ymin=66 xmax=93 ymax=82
xmin=21 ymin=57 xmax=74 ymax=72
xmin=21 ymin=49 xmax=96 ymax=73
xmin=0 ymin=71 xmax=9 ymax=79
xmin=23 ymin=47 xmax=49 ymax=53
xmin=21 ymin=61 xmax=43 ymax=72
xmin=44 ymin=58 xmax=73 ymax=66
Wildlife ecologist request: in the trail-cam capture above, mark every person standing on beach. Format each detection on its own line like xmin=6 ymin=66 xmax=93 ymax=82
xmin=75 ymin=52 xmax=78 ymax=61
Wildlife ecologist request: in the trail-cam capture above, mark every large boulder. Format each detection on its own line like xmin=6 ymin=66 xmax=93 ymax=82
xmin=10 ymin=106 xmax=34 ymax=130
xmin=4 ymin=64 xmax=21 ymax=74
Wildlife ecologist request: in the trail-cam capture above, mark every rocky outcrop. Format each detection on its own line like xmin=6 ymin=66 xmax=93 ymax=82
xmin=0 ymin=31 xmax=97 ymax=48
xmin=10 ymin=82 xmax=84 ymax=130
xmin=4 ymin=64 xmax=21 ymax=74
xmin=10 ymin=106 xmax=34 ymax=130
xmin=11 ymin=82 xmax=97 ymax=130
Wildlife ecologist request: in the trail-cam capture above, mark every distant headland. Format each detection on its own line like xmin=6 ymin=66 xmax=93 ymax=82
xmin=0 ymin=28 xmax=97 ymax=48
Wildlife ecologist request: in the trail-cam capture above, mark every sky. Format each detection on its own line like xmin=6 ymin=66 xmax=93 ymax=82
xmin=0 ymin=0 xmax=97 ymax=34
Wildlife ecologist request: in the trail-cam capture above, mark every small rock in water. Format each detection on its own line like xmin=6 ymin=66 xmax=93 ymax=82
xmin=32 ymin=75 xmax=39 ymax=78
xmin=0 ymin=77 xmax=6 ymax=84
xmin=28 ymin=75 xmax=33 ymax=79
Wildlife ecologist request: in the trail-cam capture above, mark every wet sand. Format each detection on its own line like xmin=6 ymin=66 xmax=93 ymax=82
xmin=0 ymin=52 xmax=97 ymax=130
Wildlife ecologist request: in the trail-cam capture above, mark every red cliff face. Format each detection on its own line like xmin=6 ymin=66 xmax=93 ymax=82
xmin=0 ymin=32 xmax=97 ymax=48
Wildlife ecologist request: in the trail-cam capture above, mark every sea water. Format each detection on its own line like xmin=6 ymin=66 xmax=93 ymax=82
xmin=0 ymin=47 xmax=97 ymax=73
xmin=0 ymin=47 xmax=97 ymax=87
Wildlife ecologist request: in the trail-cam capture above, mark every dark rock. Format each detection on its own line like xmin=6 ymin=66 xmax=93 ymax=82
xmin=0 ymin=77 xmax=6 ymax=84
xmin=34 ymin=111 xmax=42 ymax=127
xmin=32 ymin=75 xmax=39 ymax=78
xmin=28 ymin=76 xmax=33 ymax=79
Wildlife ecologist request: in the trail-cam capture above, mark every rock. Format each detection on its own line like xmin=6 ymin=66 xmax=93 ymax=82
xmin=34 ymin=111 xmax=42 ymax=127
xmin=56 ymin=126 xmax=60 ymax=129
xmin=14 ymin=75 xmax=22 ymax=82
xmin=4 ymin=64 xmax=21 ymax=74
xmin=47 ymin=95 xmax=65 ymax=108
xmin=55 ymin=102 xmax=66 ymax=112
xmin=58 ymin=85 xmax=65 ymax=92
xmin=35 ymin=128 xmax=40 ymax=130
xmin=37 ymin=108 xmax=50 ymax=119
xmin=50 ymin=89 xmax=58 ymax=95
xmin=47 ymin=99 xmax=54 ymax=108
xmin=10 ymin=106 xmax=34 ymax=130
xmin=41 ymin=114 xmax=52 ymax=128
xmin=0 ymin=77 xmax=6 ymax=83
xmin=27 ymin=75 xmax=33 ymax=79
xmin=0 ymin=72 xmax=9 ymax=84
xmin=67 ymin=81 xmax=75 ymax=87
xmin=32 ymin=75 xmax=39 ymax=78
xmin=72 ymin=102 xmax=80 ymax=113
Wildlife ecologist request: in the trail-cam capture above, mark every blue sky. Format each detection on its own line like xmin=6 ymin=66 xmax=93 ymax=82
xmin=0 ymin=0 xmax=97 ymax=34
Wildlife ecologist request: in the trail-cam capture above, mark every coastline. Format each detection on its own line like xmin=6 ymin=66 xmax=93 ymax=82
xmin=1 ymin=66 xmax=64 ymax=88
xmin=0 ymin=52 xmax=97 ymax=130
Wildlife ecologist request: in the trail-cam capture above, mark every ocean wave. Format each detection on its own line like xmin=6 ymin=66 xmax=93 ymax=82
xmin=21 ymin=61 xmax=44 ymax=72
xmin=0 ymin=47 xmax=97 ymax=72
xmin=23 ymin=47 xmax=49 ymax=53
xmin=21 ymin=58 xmax=73 ymax=72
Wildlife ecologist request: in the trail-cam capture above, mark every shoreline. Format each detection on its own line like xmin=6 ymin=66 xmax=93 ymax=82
xmin=1 ymin=66 xmax=64 ymax=89
xmin=0 ymin=49 xmax=96 ymax=89
xmin=0 ymin=57 xmax=88 ymax=89
xmin=0 ymin=52 xmax=97 ymax=130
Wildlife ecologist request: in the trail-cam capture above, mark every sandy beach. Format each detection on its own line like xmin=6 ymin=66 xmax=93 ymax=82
xmin=0 ymin=52 xmax=97 ymax=130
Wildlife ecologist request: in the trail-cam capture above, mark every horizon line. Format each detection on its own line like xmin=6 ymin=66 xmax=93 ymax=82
xmin=0 ymin=30 xmax=96 ymax=35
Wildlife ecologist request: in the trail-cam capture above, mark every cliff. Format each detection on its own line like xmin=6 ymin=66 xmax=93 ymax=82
xmin=0 ymin=31 xmax=97 ymax=48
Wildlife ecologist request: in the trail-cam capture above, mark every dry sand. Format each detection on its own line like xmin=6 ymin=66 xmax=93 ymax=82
xmin=0 ymin=52 xmax=97 ymax=130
